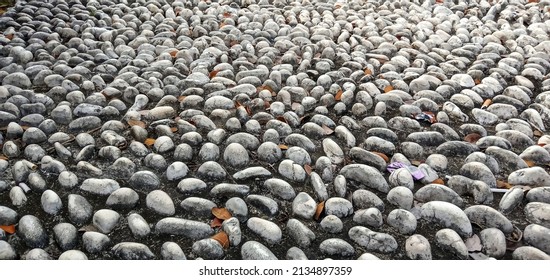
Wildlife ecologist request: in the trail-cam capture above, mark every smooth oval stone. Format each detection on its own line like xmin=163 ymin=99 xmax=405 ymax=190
xmin=485 ymin=146 xmax=528 ymax=173
xmin=284 ymin=218 xmax=315 ymax=248
xmin=348 ymin=226 xmax=398 ymax=253
xmin=53 ymin=223 xmax=78 ymax=251
xmin=499 ymin=187 xmax=525 ymax=214
xmin=146 ymin=190 xmax=175 ymax=216
xmin=464 ymin=205 xmax=514 ymax=234
xmin=25 ymin=248 xmax=51 ymax=260
xmin=0 ymin=206 xmax=18 ymax=225
xmin=211 ymin=184 xmax=250 ymax=198
xmin=322 ymin=138 xmax=344 ymax=164
xmin=406 ymin=234 xmax=432 ymax=260
xmin=241 ymin=241 xmax=278 ymax=260
xmin=177 ymin=178 xmax=208 ymax=194
xmin=233 ymin=167 xmax=271 ymax=181
xmin=287 ymin=247 xmax=308 ymax=260
xmin=223 ymin=143 xmax=249 ymax=168
xmin=59 ymin=250 xmax=88 ymax=260
xmin=82 ymin=231 xmax=111 ymax=254
xmin=128 ymin=213 xmax=151 ymax=238
xmin=339 ymin=164 xmax=389 ymax=193
xmin=247 ymin=217 xmax=282 ymax=244
xmin=222 ymin=217 xmax=242 ymax=247
xmin=129 ymin=171 xmax=160 ymax=192
xmin=349 ymin=147 xmax=387 ymax=171
xmin=387 ymin=186 xmax=414 ymax=210
xmin=155 ymin=218 xmax=213 ymax=239
xmin=387 ymin=209 xmax=417 ymax=235
xmin=526 ymin=187 xmax=550 ymax=203
xmin=320 ymin=215 xmax=344 ymax=234
xmin=17 ymin=215 xmax=48 ymax=248
xmin=523 ymin=224 xmax=550 ymax=255
xmin=165 ymin=162 xmax=189 ymax=181
xmin=278 ymin=159 xmax=306 ymax=182
xmin=460 ymin=162 xmax=496 ymax=189
xmin=414 ymin=184 xmax=464 ymax=207
xmin=353 ymin=208 xmax=383 ymax=228
xmin=41 ymin=190 xmax=62 ymax=215
xmin=292 ymin=192 xmax=317 ymax=220
xmin=435 ymin=229 xmax=469 ymax=259
xmin=111 ymin=242 xmax=155 ymax=260
xmin=192 ymin=239 xmax=224 ymax=260
xmin=92 ymin=209 xmax=120 ymax=234
xmin=508 ymin=167 xmax=550 ymax=187
xmin=389 ymin=168 xmax=414 ymax=190
xmin=524 ymin=202 xmax=550 ymax=228
xmin=480 ymin=228 xmax=507 ymax=258
xmin=246 ymin=195 xmax=278 ymax=216
xmin=353 ymin=189 xmax=385 ymax=212
xmin=196 ymin=161 xmax=227 ymax=180
xmin=257 ymin=142 xmax=283 ymax=163
xmin=68 ymin=194 xmax=93 ymax=226
xmin=180 ymin=197 xmax=217 ymax=218
xmin=80 ymin=178 xmax=120 ymax=195
xmin=420 ymin=201 xmax=472 ymax=238
xmin=512 ymin=246 xmax=550 ymax=260
xmin=106 ymin=188 xmax=139 ymax=209
xmin=324 ymin=197 xmax=353 ymax=218
xmin=161 ymin=242 xmax=186 ymax=260
xmin=319 ymin=238 xmax=355 ymax=257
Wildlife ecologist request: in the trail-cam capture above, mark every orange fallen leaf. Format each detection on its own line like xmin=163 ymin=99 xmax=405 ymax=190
xmin=264 ymin=101 xmax=270 ymax=109
xmin=209 ymin=70 xmax=219 ymax=79
xmin=0 ymin=225 xmax=15 ymax=234
xmin=322 ymin=124 xmax=334 ymax=135
xmin=278 ymin=144 xmax=289 ymax=150
xmin=178 ymin=95 xmax=186 ymax=102
xmin=276 ymin=116 xmax=288 ymax=123
xmin=474 ymin=78 xmax=481 ymax=85
xmin=223 ymin=12 xmax=232 ymax=18
xmin=0 ymin=154 xmax=8 ymax=160
xmin=234 ymin=100 xmax=243 ymax=108
xmin=372 ymin=152 xmax=389 ymax=162
xmin=464 ymin=133 xmax=481 ymax=144
xmin=219 ymin=22 xmax=226 ymax=28
xmin=212 ymin=207 xmax=232 ymax=220
xmin=211 ymin=231 xmax=230 ymax=249
xmin=314 ymin=201 xmax=325 ymax=221
xmin=384 ymin=85 xmax=394 ymax=93
xmin=211 ymin=217 xmax=223 ymax=228
xmin=245 ymin=106 xmax=252 ymax=116
xmin=432 ymin=178 xmax=445 ymax=185
xmin=524 ymin=160 xmax=536 ymax=167
xmin=534 ymin=130 xmax=543 ymax=137
xmin=304 ymin=164 xmax=312 ymax=175
xmin=128 ymin=119 xmax=146 ymax=128
xmin=497 ymin=180 xmax=513 ymax=189
xmin=5 ymin=34 xmax=13 ymax=40
xmin=169 ymin=50 xmax=178 ymax=58
xmin=144 ymin=138 xmax=156 ymax=148
xmin=364 ymin=68 xmax=372 ymax=75
xmin=335 ymin=89 xmax=343 ymax=101
xmin=481 ymin=99 xmax=492 ymax=109
xmin=170 ymin=127 xmax=178 ymax=133
xmin=527 ymin=0 xmax=539 ymax=3
xmin=411 ymin=160 xmax=422 ymax=166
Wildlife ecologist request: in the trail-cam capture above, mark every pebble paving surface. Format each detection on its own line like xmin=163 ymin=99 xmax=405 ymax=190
xmin=1 ymin=0 xmax=550 ymax=260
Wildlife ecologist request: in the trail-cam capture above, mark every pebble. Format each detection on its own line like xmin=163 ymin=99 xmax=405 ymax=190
xmin=222 ymin=217 xmax=242 ymax=247
xmin=106 ymin=188 xmax=139 ymax=209
xmin=25 ymin=248 xmax=51 ymax=260
xmin=241 ymin=241 xmax=277 ymax=260
xmin=349 ymin=226 xmax=398 ymax=254
xmin=92 ymin=209 xmax=120 ymax=234
xmin=319 ymin=238 xmax=355 ymax=257
xmin=524 ymin=202 xmax=550 ymax=228
xmin=247 ymin=217 xmax=282 ymax=244
xmin=155 ymin=218 xmax=213 ymax=240
xmin=464 ymin=205 xmax=514 ymax=235
xmin=192 ymin=239 xmax=224 ymax=260
xmin=17 ymin=215 xmax=48 ymax=248
xmin=161 ymin=242 xmax=186 ymax=260
xmin=127 ymin=214 xmax=151 ymax=239
xmin=59 ymin=250 xmax=88 ymax=260
xmin=387 ymin=186 xmax=414 ymax=210
xmin=512 ymin=246 xmax=550 ymax=260
xmin=111 ymin=242 xmax=155 ymax=260
xmin=41 ymin=190 xmax=62 ymax=215
xmin=292 ymin=192 xmax=317 ymax=220
xmin=353 ymin=208 xmax=383 ymax=228
xmin=82 ymin=231 xmax=111 ymax=254
xmin=339 ymin=164 xmax=389 ymax=193
xmin=80 ymin=178 xmax=120 ymax=195
xmin=387 ymin=209 xmax=417 ymax=235
xmin=53 ymin=223 xmax=78 ymax=251
xmin=435 ymin=229 xmax=468 ymax=259
xmin=420 ymin=201 xmax=472 ymax=238
xmin=479 ymin=228 xmax=507 ymax=258
xmin=0 ymin=240 xmax=16 ymax=260
xmin=406 ymin=234 xmax=432 ymax=260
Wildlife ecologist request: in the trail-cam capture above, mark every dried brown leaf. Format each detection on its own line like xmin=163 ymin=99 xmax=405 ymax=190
xmin=210 ymin=217 xmax=223 ymax=228
xmin=384 ymin=85 xmax=394 ymax=93
xmin=128 ymin=119 xmax=146 ymax=128
xmin=169 ymin=50 xmax=178 ymax=58
xmin=144 ymin=138 xmax=156 ymax=148
xmin=464 ymin=133 xmax=481 ymax=144
xmin=0 ymin=154 xmax=8 ymax=160
xmin=322 ymin=124 xmax=334 ymax=135
xmin=431 ymin=178 xmax=445 ymax=185
xmin=524 ymin=160 xmax=536 ymax=167
xmin=212 ymin=207 xmax=232 ymax=220
xmin=481 ymin=99 xmax=492 ymax=109
xmin=0 ymin=225 xmax=15 ymax=234
xmin=304 ymin=164 xmax=312 ymax=175
xmin=170 ymin=127 xmax=178 ymax=133
xmin=209 ymin=70 xmax=219 ymax=79
xmin=278 ymin=144 xmax=289 ymax=150
xmin=371 ymin=152 xmax=389 ymax=162
xmin=276 ymin=116 xmax=288 ymax=123
xmin=335 ymin=89 xmax=343 ymax=101
xmin=314 ymin=201 xmax=325 ymax=221
xmin=534 ymin=130 xmax=543 ymax=137
xmin=364 ymin=68 xmax=372 ymax=75
xmin=211 ymin=231 xmax=230 ymax=249
xmin=410 ymin=160 xmax=422 ymax=166
xmin=497 ymin=180 xmax=513 ymax=189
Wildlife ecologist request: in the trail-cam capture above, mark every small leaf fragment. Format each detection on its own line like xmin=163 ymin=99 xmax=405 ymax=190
xmin=278 ymin=144 xmax=289 ymax=150
xmin=128 ymin=119 xmax=146 ymax=128
xmin=304 ymin=164 xmax=312 ymax=175
xmin=209 ymin=70 xmax=219 ymax=79
xmin=170 ymin=127 xmax=178 ymax=133
xmin=534 ymin=130 xmax=543 ymax=137
xmin=211 ymin=231 xmax=230 ymax=249
xmin=464 ymin=133 xmax=481 ymax=144
xmin=335 ymin=89 xmax=343 ymax=101
xmin=0 ymin=154 xmax=8 ymax=160
xmin=210 ymin=217 xmax=223 ymax=228
xmin=524 ymin=160 xmax=536 ymax=167
xmin=371 ymin=152 xmax=389 ymax=162
xmin=465 ymin=234 xmax=482 ymax=252
xmin=496 ymin=180 xmax=513 ymax=189
xmin=431 ymin=178 xmax=445 ymax=185
xmin=169 ymin=50 xmax=178 ymax=58
xmin=322 ymin=124 xmax=334 ymax=135
xmin=144 ymin=138 xmax=156 ymax=148
xmin=0 ymin=225 xmax=15 ymax=234
xmin=364 ymin=68 xmax=372 ymax=75
xmin=384 ymin=85 xmax=394 ymax=93
xmin=212 ymin=207 xmax=232 ymax=220
xmin=314 ymin=201 xmax=325 ymax=221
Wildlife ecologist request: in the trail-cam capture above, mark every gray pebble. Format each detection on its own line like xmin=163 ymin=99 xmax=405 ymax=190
xmin=286 ymin=218 xmax=316 ymax=248
xmin=17 ymin=215 xmax=48 ymax=248
xmin=161 ymin=242 xmax=186 ymax=260
xmin=111 ymin=242 xmax=154 ymax=260
xmin=387 ymin=209 xmax=417 ymax=235
xmin=319 ymin=238 xmax=355 ymax=257
xmin=406 ymin=234 xmax=432 ymax=260
xmin=480 ymin=228 xmax=507 ymax=258
xmin=192 ymin=239 xmax=224 ymax=260
xmin=155 ymin=218 xmax=213 ymax=240
xmin=292 ymin=192 xmax=317 ymax=220
xmin=241 ymin=241 xmax=277 ymax=260
xmin=53 ymin=223 xmax=78 ymax=251
xmin=128 ymin=213 xmax=151 ymax=239
xmin=247 ymin=217 xmax=282 ymax=244
xmin=524 ymin=202 xmax=550 ymax=228
xmin=435 ymin=229 xmax=468 ymax=259
xmin=146 ymin=190 xmax=175 ymax=216
xmin=92 ymin=209 xmax=120 ymax=234
xmin=68 ymin=194 xmax=93 ymax=226
xmin=349 ymin=226 xmax=398 ymax=254
xmin=82 ymin=231 xmax=111 ymax=254
xmin=353 ymin=208 xmax=383 ymax=228
xmin=59 ymin=250 xmax=88 ymax=260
